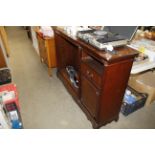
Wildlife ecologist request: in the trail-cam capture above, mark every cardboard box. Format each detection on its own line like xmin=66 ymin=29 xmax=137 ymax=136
xmin=128 ymin=70 xmax=155 ymax=106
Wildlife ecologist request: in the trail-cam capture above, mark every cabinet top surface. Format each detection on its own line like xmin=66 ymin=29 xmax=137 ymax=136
xmin=36 ymin=31 xmax=54 ymax=40
xmin=54 ymin=28 xmax=139 ymax=63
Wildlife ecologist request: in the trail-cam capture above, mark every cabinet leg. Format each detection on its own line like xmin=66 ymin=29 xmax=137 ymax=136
xmin=92 ymin=122 xmax=100 ymax=129
xmin=114 ymin=116 xmax=119 ymax=122
xmin=40 ymin=58 xmax=44 ymax=63
xmin=48 ymin=68 xmax=52 ymax=77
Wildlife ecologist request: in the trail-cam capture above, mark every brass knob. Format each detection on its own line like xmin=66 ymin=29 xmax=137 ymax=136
xmin=90 ymin=73 xmax=94 ymax=78
xmin=87 ymin=70 xmax=90 ymax=75
xmin=96 ymin=91 xmax=100 ymax=96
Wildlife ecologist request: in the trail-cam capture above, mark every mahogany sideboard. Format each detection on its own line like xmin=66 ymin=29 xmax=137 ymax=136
xmin=54 ymin=28 xmax=138 ymax=128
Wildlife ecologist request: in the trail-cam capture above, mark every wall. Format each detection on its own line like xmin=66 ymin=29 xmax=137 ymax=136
xmin=31 ymin=27 xmax=39 ymax=55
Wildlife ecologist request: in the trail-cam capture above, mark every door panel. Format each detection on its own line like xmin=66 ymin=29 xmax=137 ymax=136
xmin=81 ymin=76 xmax=100 ymax=117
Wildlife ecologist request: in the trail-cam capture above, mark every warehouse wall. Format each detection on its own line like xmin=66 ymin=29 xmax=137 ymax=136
xmin=31 ymin=27 xmax=39 ymax=55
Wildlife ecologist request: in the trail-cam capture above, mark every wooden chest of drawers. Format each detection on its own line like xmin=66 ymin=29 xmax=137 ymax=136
xmin=37 ymin=32 xmax=57 ymax=76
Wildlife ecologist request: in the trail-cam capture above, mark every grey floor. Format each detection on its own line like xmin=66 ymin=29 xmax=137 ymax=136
xmin=6 ymin=27 xmax=155 ymax=129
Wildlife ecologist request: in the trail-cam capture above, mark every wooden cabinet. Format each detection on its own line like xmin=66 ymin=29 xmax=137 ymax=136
xmin=0 ymin=45 xmax=7 ymax=68
xmin=37 ymin=32 xmax=57 ymax=76
xmin=0 ymin=27 xmax=10 ymax=57
xmin=54 ymin=28 xmax=138 ymax=128
xmin=0 ymin=28 xmax=8 ymax=68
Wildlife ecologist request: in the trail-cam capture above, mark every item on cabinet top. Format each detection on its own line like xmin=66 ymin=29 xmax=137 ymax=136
xmin=104 ymin=44 xmax=117 ymax=54
xmin=39 ymin=26 xmax=54 ymax=38
xmin=63 ymin=26 xmax=91 ymax=37
xmin=89 ymin=26 xmax=103 ymax=30
xmin=65 ymin=27 xmax=78 ymax=37
xmin=77 ymin=26 xmax=138 ymax=50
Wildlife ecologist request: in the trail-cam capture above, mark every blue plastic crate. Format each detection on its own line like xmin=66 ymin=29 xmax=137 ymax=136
xmin=121 ymin=86 xmax=148 ymax=116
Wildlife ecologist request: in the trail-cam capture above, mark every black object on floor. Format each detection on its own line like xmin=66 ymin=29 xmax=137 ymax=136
xmin=66 ymin=66 xmax=79 ymax=88
xmin=0 ymin=68 xmax=12 ymax=85
xmin=121 ymin=86 xmax=148 ymax=116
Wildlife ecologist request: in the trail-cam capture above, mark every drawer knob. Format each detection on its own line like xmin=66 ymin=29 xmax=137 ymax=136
xmin=86 ymin=70 xmax=90 ymax=75
xmin=90 ymin=73 xmax=94 ymax=78
xmin=96 ymin=91 xmax=100 ymax=96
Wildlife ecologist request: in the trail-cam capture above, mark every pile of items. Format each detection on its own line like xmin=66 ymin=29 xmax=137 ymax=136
xmin=0 ymin=68 xmax=23 ymax=129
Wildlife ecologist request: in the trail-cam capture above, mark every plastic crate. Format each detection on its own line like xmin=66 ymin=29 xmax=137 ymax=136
xmin=4 ymin=102 xmax=23 ymax=129
xmin=121 ymin=86 xmax=148 ymax=116
xmin=0 ymin=68 xmax=11 ymax=85
xmin=0 ymin=84 xmax=20 ymax=110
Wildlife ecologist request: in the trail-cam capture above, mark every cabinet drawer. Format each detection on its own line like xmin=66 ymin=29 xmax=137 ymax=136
xmin=81 ymin=62 xmax=102 ymax=89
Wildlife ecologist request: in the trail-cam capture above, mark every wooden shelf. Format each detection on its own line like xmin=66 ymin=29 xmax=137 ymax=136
xmin=59 ymin=68 xmax=80 ymax=96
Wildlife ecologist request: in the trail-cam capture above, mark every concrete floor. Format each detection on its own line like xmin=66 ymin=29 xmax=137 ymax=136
xmin=6 ymin=27 xmax=155 ymax=129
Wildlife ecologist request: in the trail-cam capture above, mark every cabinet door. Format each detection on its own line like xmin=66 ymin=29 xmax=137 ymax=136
xmin=81 ymin=76 xmax=100 ymax=117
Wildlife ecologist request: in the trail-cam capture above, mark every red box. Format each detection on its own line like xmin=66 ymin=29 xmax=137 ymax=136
xmin=0 ymin=84 xmax=20 ymax=110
